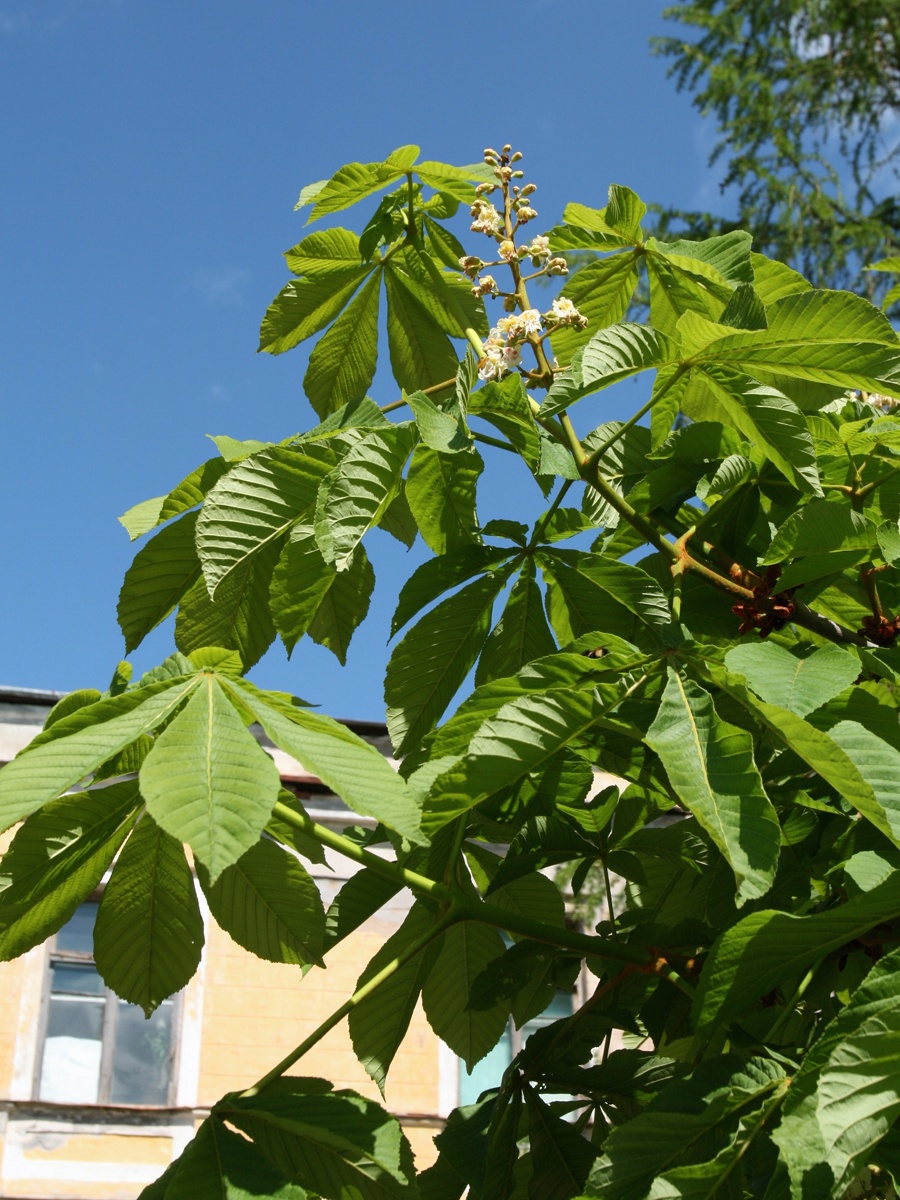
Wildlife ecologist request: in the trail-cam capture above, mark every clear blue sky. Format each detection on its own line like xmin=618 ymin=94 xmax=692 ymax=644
xmin=1 ymin=0 xmax=726 ymax=719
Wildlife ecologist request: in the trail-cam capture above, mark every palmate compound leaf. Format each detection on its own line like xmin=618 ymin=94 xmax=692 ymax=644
xmin=391 ymin=545 xmax=514 ymax=639
xmin=175 ymin=534 xmax=282 ymax=672
xmin=405 ymin=444 xmax=484 ymax=556
xmin=474 ymin=558 xmax=557 ymax=686
xmin=117 ymin=510 xmax=201 ymax=653
xmin=349 ymin=901 xmax=444 ymax=1095
xmin=118 ymin=456 xmax=231 ymax=541
xmin=541 ymin=323 xmax=677 ymax=416
xmin=523 ymin=1085 xmax=597 ymax=1200
xmin=644 ymin=668 xmax=781 ymax=905
xmin=693 ymin=863 xmax=900 ymax=1031
xmin=0 ymin=780 xmax=141 ymax=960
xmin=148 ymin=1115 xmax=308 ymax=1200
xmin=93 ymin=813 xmax=204 ymax=1014
xmin=0 ymin=677 xmax=200 ymax=834
xmin=139 ymin=675 xmax=282 ymax=883
xmin=197 ymin=836 xmax=325 ymax=967
xmin=303 ymin=271 xmax=381 ymax=418
xmin=421 ymin=679 xmax=627 ymax=836
xmin=724 ymin=641 xmax=860 ymax=718
xmin=587 ymin=1056 xmax=786 ymax=1200
xmin=686 ymin=364 xmax=822 ymax=495
xmin=231 ymin=681 xmax=425 ymax=845
xmin=270 ymin=525 xmax=374 ymax=663
xmin=315 ymin=423 xmax=418 ymax=570
xmin=703 ymin=662 xmax=900 ymax=850
xmin=421 ymin=919 xmax=508 ymax=1072
xmin=385 ymin=568 xmax=514 ymax=757
xmin=221 ymin=1077 xmax=418 ymax=1200
xmin=773 ymin=947 xmax=900 ymax=1200
xmin=195 ymin=442 xmax=337 ymax=598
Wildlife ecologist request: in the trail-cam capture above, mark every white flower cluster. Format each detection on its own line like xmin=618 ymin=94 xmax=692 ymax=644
xmin=477 ymin=308 xmax=543 ymax=381
xmin=545 ymin=296 xmax=588 ymax=330
xmin=470 ymin=198 xmax=503 ymax=236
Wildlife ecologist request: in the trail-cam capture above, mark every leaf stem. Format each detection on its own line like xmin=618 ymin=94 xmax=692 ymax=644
xmin=582 ymin=364 xmax=689 ymax=473
xmin=381 ymin=376 xmax=457 ymax=415
xmin=272 ymin=802 xmax=695 ymax=994
xmin=240 ymin=903 xmax=463 ymax=1097
xmin=526 ymin=479 xmax=574 ymax=551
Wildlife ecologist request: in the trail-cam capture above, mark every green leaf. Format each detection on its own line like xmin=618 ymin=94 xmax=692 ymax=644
xmin=542 ymin=324 xmax=675 ymax=415
xmin=750 ymin=252 xmax=811 ymax=306
xmin=706 ymin=662 xmax=900 ymax=848
xmin=223 ymin=1078 xmax=417 ymax=1200
xmin=140 ymin=676 xmax=282 ymax=882
xmin=0 ymin=781 xmax=141 ymax=959
xmin=475 ymin=560 xmax=557 ymax=685
xmin=421 ymin=920 xmax=508 ymax=1071
xmin=162 ymin=1117 xmax=307 ymax=1200
xmin=349 ymin=901 xmax=443 ymax=1094
xmin=406 ymin=444 xmax=484 ymax=556
xmin=391 ymin=545 xmax=512 ymax=638
xmin=197 ymin=836 xmax=325 ymax=967
xmin=270 ymin=525 xmax=375 ymax=662
xmin=422 ymin=680 xmax=625 ymax=835
xmin=208 ymin=435 xmax=271 ymax=463
xmin=700 ymin=289 xmax=900 ymax=393
xmin=119 ymin=495 xmax=165 ymax=540
xmin=233 ymin=683 xmax=424 ymax=844
xmin=644 ymin=669 xmax=780 ymax=905
xmin=762 ymin=497 xmax=872 ymax=563
xmin=524 ymin=1086 xmax=597 ymax=1200
xmin=416 ymin=159 xmax=493 ymax=201
xmin=93 ymin=814 xmax=203 ymax=1013
xmin=550 ymin=253 xmax=640 ymax=363
xmin=537 ymin=554 xmax=646 ymax=644
xmin=316 ymin=424 xmax=417 ymax=569
xmin=693 ymin=867 xmax=900 ymax=1029
xmin=306 ymin=544 xmax=375 ymax=665
xmin=489 ymin=870 xmax=566 ymax=933
xmin=389 ymin=245 xmax=487 ymax=340
xmin=774 ymin=947 xmax=900 ymax=1200
xmin=323 ymin=868 xmax=402 ymax=954
xmin=565 ymin=550 xmax=671 ymax=628
xmin=303 ymin=272 xmax=381 ymax=418
xmin=384 ymin=266 xmax=459 ymax=393
xmin=284 ymin=228 xmax=371 ymax=277
xmin=307 ymin=159 xmax=409 ymax=223
xmin=724 ymin=642 xmax=860 ymax=717
xmin=196 ymin=443 xmax=334 ymax=597
xmin=407 ymin=390 xmax=470 ymax=453
xmin=468 ymin=374 xmax=541 ymax=474
xmin=385 ymin=570 xmax=510 ymax=756
xmin=260 ymin=271 xmax=373 ymax=355
xmin=175 ymin=537 xmax=281 ymax=671
xmin=589 ymin=1057 xmax=785 ymax=1200
xmin=118 ymin=511 xmax=201 ymax=653
xmin=0 ymin=679 xmax=198 ymax=834
xmin=691 ymin=366 xmax=822 ymax=495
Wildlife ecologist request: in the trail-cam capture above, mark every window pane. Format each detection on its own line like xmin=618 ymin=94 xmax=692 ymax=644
xmin=51 ymin=961 xmax=106 ymax=995
xmin=39 ymin=996 xmax=103 ymax=1103
xmin=110 ymin=1001 xmax=172 ymax=1105
xmin=458 ymin=1026 xmax=512 ymax=1106
xmin=56 ymin=903 xmax=97 ymax=954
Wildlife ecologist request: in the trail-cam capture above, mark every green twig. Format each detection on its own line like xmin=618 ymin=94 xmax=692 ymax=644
xmin=240 ymin=904 xmax=462 ymax=1097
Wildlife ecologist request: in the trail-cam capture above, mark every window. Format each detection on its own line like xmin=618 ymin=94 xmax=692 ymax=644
xmin=459 ymin=990 xmax=574 ymax=1106
xmin=36 ymin=903 xmax=177 ymax=1106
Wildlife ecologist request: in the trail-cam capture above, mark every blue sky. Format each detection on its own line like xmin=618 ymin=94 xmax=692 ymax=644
xmin=1 ymin=0 xmax=728 ymax=719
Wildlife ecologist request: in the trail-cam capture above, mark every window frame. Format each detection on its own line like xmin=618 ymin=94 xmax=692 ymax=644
xmin=33 ymin=901 xmax=182 ymax=1108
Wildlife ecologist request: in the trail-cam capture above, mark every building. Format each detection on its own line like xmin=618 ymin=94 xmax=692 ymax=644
xmin=0 ymin=687 xmax=586 ymax=1200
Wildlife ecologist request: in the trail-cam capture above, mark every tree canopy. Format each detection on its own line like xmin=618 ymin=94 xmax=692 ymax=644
xmin=654 ymin=0 xmax=900 ymax=297
xmin=4 ymin=141 xmax=900 ymax=1198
